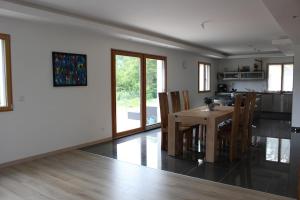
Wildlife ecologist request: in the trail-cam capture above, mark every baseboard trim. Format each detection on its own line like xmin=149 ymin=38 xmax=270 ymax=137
xmin=0 ymin=137 xmax=112 ymax=169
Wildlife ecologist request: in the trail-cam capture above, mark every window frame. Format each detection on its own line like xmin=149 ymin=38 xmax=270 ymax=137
xmin=0 ymin=33 xmax=13 ymax=112
xmin=198 ymin=62 xmax=211 ymax=93
xmin=267 ymin=63 xmax=293 ymax=93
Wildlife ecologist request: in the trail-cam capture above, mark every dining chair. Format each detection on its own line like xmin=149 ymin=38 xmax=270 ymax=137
xmin=170 ymin=91 xmax=192 ymax=148
xmin=240 ymin=94 xmax=251 ymax=153
xmin=170 ymin=91 xmax=181 ymax=113
xmin=158 ymin=92 xmax=169 ymax=150
xmin=182 ymin=90 xmax=206 ymax=148
xmin=218 ymin=94 xmax=242 ymax=161
xmin=248 ymin=92 xmax=257 ymax=146
xmin=182 ymin=90 xmax=191 ymax=110
xmin=170 ymin=91 xmax=201 ymax=149
xmin=158 ymin=92 xmax=192 ymax=151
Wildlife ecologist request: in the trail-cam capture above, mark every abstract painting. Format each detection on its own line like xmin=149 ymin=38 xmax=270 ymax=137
xmin=52 ymin=52 xmax=87 ymax=87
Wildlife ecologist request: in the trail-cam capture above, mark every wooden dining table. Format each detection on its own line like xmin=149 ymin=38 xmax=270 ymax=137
xmin=168 ymin=106 xmax=234 ymax=163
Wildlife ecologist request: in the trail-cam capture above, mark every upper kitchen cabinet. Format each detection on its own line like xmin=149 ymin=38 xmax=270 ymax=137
xmin=221 ymin=71 xmax=265 ymax=81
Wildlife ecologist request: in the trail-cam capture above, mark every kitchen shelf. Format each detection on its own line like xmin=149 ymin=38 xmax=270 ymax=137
xmin=221 ymin=71 xmax=265 ymax=81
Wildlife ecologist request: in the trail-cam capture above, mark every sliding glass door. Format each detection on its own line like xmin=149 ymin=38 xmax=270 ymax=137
xmin=112 ymin=50 xmax=166 ymax=138
xmin=145 ymin=58 xmax=165 ymax=127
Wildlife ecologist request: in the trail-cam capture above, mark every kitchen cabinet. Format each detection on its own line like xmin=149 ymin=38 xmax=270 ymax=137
xmin=283 ymin=94 xmax=293 ymax=113
xmin=221 ymin=71 xmax=265 ymax=81
xmin=272 ymin=94 xmax=282 ymax=112
xmin=261 ymin=93 xmax=292 ymax=113
xmin=261 ymin=94 xmax=273 ymax=112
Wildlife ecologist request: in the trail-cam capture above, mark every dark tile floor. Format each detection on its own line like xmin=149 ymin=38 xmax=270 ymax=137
xmin=82 ymin=117 xmax=296 ymax=198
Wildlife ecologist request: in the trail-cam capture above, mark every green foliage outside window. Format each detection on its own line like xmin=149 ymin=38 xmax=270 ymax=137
xmin=116 ymin=56 xmax=158 ymax=108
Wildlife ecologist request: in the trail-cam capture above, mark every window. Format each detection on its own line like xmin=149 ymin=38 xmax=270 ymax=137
xmin=198 ymin=62 xmax=210 ymax=92
xmin=267 ymin=63 xmax=293 ymax=92
xmin=0 ymin=33 xmax=13 ymax=112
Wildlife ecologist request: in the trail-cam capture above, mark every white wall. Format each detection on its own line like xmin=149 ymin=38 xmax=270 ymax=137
xmin=0 ymin=17 xmax=218 ymax=164
xmin=218 ymin=57 xmax=293 ymax=92
xmin=292 ymin=45 xmax=300 ymax=127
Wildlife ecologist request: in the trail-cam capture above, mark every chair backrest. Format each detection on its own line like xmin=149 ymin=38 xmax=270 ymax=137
xmin=230 ymin=94 xmax=242 ymax=160
xmin=170 ymin=91 xmax=181 ymax=113
xmin=249 ymin=92 xmax=256 ymax=125
xmin=182 ymin=90 xmax=190 ymax=110
xmin=158 ymin=92 xmax=169 ymax=129
xmin=242 ymin=94 xmax=251 ymax=141
xmin=247 ymin=92 xmax=256 ymax=146
xmin=231 ymin=95 xmax=242 ymax=136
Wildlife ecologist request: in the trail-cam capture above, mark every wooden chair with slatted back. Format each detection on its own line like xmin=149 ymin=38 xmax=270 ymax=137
xmin=248 ymin=92 xmax=257 ymax=146
xmin=170 ymin=91 xmax=181 ymax=113
xmin=182 ymin=90 xmax=205 ymax=148
xmin=170 ymin=91 xmax=192 ymax=148
xmin=229 ymin=94 xmax=242 ymax=161
xmin=241 ymin=94 xmax=251 ymax=153
xmin=182 ymin=90 xmax=191 ymax=110
xmin=158 ymin=92 xmax=170 ymax=150
xmin=158 ymin=92 xmax=192 ymax=151
xmin=218 ymin=94 xmax=242 ymax=161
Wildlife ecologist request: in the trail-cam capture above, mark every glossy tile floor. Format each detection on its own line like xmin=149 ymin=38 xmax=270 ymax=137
xmin=82 ymin=117 xmax=296 ymax=198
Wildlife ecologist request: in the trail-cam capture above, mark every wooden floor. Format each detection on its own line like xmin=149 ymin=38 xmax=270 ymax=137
xmin=0 ymin=150 xmax=294 ymax=200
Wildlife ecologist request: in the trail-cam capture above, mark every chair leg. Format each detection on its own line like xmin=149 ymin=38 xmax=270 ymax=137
xmin=161 ymin=132 xmax=167 ymax=151
xmin=229 ymin=139 xmax=235 ymax=162
xmin=178 ymin=133 xmax=184 ymax=154
xmin=194 ymin=126 xmax=199 ymax=147
xmin=185 ymin=130 xmax=193 ymax=150
xmin=248 ymin=126 xmax=252 ymax=147
xmin=200 ymin=125 xmax=207 ymax=152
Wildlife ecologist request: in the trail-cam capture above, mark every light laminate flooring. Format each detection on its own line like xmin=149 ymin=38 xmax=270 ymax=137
xmin=0 ymin=150 xmax=294 ymax=200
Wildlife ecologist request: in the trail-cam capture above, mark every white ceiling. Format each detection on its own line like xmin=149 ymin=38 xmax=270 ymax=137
xmin=4 ymin=0 xmax=291 ymax=55
xmin=263 ymin=0 xmax=300 ymax=45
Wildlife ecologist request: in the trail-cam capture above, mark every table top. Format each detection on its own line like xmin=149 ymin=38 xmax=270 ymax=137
xmin=172 ymin=106 xmax=234 ymax=119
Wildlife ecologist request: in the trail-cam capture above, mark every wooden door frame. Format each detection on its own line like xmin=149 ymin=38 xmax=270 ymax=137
xmin=111 ymin=49 xmax=167 ymax=139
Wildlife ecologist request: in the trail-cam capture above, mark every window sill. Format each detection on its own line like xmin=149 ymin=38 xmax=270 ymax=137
xmin=198 ymin=90 xmax=211 ymax=93
xmin=0 ymin=107 xmax=13 ymax=112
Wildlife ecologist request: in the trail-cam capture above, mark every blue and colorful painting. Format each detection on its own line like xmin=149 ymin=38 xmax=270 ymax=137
xmin=52 ymin=52 xmax=87 ymax=86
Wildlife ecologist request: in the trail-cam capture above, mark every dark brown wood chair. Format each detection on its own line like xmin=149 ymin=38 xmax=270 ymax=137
xmin=170 ymin=91 xmax=182 ymax=113
xmin=248 ymin=92 xmax=257 ymax=146
xmin=240 ymin=94 xmax=251 ymax=153
xmin=182 ymin=90 xmax=191 ymax=110
xmin=158 ymin=92 xmax=192 ymax=151
xmin=170 ymin=91 xmax=200 ymax=149
xmin=218 ymin=94 xmax=242 ymax=161
xmin=182 ymin=90 xmax=206 ymax=148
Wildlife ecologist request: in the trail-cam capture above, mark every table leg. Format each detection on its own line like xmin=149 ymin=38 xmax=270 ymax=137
xmin=205 ymin=118 xmax=217 ymax=162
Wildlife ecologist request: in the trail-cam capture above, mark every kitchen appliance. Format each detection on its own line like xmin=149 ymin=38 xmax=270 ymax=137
xmin=217 ymin=84 xmax=228 ymax=92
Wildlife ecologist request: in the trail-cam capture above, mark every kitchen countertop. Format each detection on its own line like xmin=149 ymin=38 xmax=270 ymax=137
xmin=216 ymin=91 xmax=293 ymax=95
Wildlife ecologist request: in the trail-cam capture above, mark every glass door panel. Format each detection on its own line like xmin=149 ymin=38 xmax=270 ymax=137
xmin=115 ymin=55 xmax=142 ymax=133
xmin=146 ymin=58 xmax=165 ymax=126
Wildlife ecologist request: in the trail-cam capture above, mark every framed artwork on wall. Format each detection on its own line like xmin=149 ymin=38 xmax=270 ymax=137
xmin=52 ymin=52 xmax=87 ymax=87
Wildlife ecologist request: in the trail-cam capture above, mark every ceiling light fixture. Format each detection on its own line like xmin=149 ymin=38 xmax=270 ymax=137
xmin=201 ymin=20 xmax=211 ymax=30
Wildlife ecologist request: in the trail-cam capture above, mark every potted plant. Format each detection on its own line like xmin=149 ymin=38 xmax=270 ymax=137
xmin=204 ymin=97 xmax=214 ymax=111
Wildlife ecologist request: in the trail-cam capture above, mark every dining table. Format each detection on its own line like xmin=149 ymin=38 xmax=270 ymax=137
xmin=168 ymin=106 xmax=234 ymax=163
